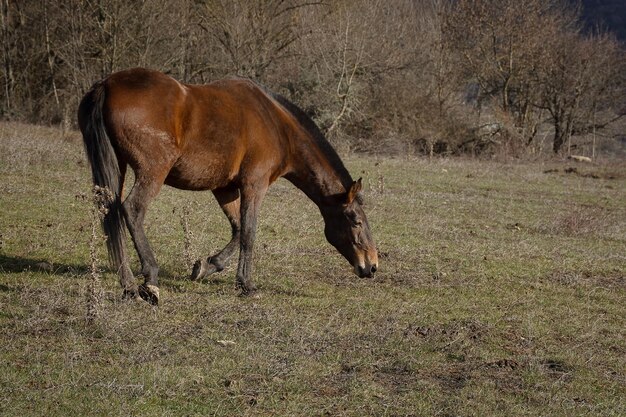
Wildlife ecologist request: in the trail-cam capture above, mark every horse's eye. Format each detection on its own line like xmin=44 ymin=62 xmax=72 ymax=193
xmin=347 ymin=211 xmax=361 ymax=227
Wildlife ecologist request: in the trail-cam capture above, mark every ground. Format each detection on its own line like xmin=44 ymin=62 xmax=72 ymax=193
xmin=0 ymin=122 xmax=624 ymax=416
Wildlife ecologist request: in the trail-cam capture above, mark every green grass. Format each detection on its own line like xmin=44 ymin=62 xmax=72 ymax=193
xmin=1 ymin=122 xmax=625 ymax=416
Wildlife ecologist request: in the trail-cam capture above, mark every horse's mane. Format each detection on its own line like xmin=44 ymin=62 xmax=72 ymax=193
xmin=266 ymin=90 xmax=354 ymax=190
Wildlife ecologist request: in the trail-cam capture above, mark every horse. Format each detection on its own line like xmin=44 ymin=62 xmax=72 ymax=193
xmin=78 ymin=68 xmax=378 ymax=305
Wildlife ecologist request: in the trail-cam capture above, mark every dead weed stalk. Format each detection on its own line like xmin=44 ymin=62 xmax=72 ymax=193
xmin=180 ymin=202 xmax=195 ymax=272
xmin=80 ymin=185 xmax=113 ymax=322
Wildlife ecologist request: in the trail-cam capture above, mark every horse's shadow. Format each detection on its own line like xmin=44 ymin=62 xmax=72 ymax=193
xmin=0 ymin=253 xmax=87 ymax=276
xmin=0 ymin=253 xmax=178 ymax=280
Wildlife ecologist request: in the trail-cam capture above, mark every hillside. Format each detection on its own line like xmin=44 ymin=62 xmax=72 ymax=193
xmin=1 ymin=122 xmax=625 ymax=415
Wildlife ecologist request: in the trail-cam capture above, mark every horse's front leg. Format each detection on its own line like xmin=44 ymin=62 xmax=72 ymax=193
xmin=190 ymin=187 xmax=241 ymax=281
xmin=235 ymin=184 xmax=267 ymax=296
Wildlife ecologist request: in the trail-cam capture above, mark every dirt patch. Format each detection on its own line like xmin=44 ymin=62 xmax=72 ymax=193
xmin=372 ymin=360 xmax=417 ymax=394
xmin=424 ymin=358 xmax=525 ymax=393
xmin=542 ymin=205 xmax=615 ymax=237
xmin=540 ymin=358 xmax=574 ymax=382
xmin=543 ymin=166 xmax=625 ymax=180
xmin=547 ymin=270 xmax=625 ymax=289
xmin=435 ymin=366 xmax=470 ymax=391
xmin=404 ymin=319 xmax=491 ymax=346
xmin=564 ymin=167 xmax=601 ymax=178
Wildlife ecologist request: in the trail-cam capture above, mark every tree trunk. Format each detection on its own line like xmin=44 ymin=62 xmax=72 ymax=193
xmin=553 ymin=122 xmax=565 ymax=153
xmin=1 ymin=0 xmax=14 ymax=115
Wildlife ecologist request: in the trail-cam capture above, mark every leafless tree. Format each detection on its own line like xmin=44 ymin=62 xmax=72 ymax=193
xmin=290 ymin=0 xmax=421 ymax=148
xmin=0 ymin=0 xmax=624 ymax=157
xmin=535 ymin=31 xmax=625 ymax=153
xmin=197 ymin=0 xmax=321 ymax=80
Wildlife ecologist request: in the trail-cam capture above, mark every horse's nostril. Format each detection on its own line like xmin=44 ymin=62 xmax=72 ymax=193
xmin=371 ymin=265 xmax=377 ymax=273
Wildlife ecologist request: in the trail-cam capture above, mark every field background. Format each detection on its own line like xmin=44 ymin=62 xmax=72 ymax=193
xmin=0 ymin=122 xmax=624 ymax=416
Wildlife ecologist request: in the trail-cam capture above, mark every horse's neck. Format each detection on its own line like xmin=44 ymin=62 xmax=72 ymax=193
xmin=285 ymin=140 xmax=347 ymax=207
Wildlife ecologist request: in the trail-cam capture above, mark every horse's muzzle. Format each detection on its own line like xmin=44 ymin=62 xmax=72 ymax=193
xmin=356 ymin=263 xmax=378 ymax=278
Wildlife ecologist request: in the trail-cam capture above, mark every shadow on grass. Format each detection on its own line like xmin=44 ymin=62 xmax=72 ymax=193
xmin=0 ymin=253 xmax=88 ymax=275
xmin=0 ymin=253 xmax=180 ymax=280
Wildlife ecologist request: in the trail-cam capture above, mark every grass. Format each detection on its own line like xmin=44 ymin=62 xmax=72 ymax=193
xmin=0 ymin=121 xmax=625 ymax=416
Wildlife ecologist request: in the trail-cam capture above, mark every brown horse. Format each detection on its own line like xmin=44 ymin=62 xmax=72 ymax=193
xmin=78 ymin=68 xmax=378 ymax=304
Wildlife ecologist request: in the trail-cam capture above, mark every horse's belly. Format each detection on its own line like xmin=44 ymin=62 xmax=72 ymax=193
xmin=165 ymin=156 xmax=237 ymax=191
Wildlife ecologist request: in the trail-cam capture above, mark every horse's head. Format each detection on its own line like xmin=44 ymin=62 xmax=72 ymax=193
xmin=322 ymin=178 xmax=378 ymax=278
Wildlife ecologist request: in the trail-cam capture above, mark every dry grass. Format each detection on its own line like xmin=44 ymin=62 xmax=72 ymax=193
xmin=0 ymin=123 xmax=625 ymax=416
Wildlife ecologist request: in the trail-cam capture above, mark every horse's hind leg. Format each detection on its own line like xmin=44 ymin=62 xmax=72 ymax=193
xmin=123 ymin=175 xmax=165 ymax=305
xmin=117 ymin=163 xmax=138 ymax=298
xmin=190 ymin=186 xmax=241 ymax=281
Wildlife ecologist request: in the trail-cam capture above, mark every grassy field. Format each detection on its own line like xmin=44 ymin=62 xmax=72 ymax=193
xmin=0 ymin=122 xmax=624 ymax=416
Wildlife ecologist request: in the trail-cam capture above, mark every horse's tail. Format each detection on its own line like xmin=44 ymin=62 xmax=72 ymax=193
xmin=78 ymin=82 xmax=127 ymax=271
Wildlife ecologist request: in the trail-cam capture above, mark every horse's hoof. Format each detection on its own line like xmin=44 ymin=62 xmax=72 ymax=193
xmin=190 ymin=259 xmax=208 ymax=280
xmin=122 ymin=288 xmax=139 ymax=300
xmin=236 ymin=280 xmax=258 ymax=297
xmin=239 ymin=289 xmax=260 ymax=299
xmin=138 ymin=284 xmax=160 ymax=305
xmin=190 ymin=259 xmax=218 ymax=281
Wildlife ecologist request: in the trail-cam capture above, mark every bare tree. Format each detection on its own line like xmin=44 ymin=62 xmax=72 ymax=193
xmin=1 ymin=0 xmax=624 ymax=158
xmin=197 ymin=0 xmax=321 ymax=80
xmin=535 ymin=31 xmax=625 ymax=153
xmin=291 ymin=0 xmax=420 ymax=147
xmin=444 ymin=0 xmax=577 ymax=146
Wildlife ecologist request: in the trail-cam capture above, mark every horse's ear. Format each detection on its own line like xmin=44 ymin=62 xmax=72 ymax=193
xmin=346 ymin=178 xmax=362 ymax=204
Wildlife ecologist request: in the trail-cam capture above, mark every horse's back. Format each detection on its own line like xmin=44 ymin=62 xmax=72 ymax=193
xmin=104 ymin=68 xmax=186 ymax=123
